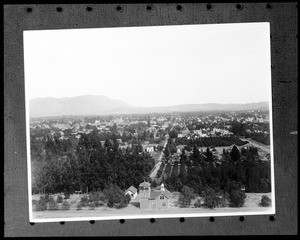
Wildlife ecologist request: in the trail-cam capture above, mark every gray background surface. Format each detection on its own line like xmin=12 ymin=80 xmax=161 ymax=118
xmin=4 ymin=3 xmax=298 ymax=236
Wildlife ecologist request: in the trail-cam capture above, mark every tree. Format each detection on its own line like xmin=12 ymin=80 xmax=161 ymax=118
xmin=125 ymin=194 xmax=132 ymax=204
xmin=163 ymin=147 xmax=171 ymax=158
xmin=186 ymin=166 xmax=203 ymax=194
xmin=230 ymin=121 xmax=246 ymax=136
xmin=178 ymin=185 xmax=196 ymax=207
xmin=202 ymin=186 xmax=219 ymax=209
xmin=184 ymin=145 xmax=192 ymax=152
xmin=157 ymin=145 xmax=164 ymax=151
xmin=260 ymin=195 xmax=271 ymax=207
xmin=226 ymin=180 xmax=246 ymax=207
xmin=229 ymin=190 xmax=246 ymax=207
xmin=230 ymin=145 xmax=241 ymax=163
xmin=169 ymin=129 xmax=178 ymax=139
xmin=225 ymin=180 xmax=244 ymax=194
xmin=151 ymin=180 xmax=158 ymax=188
xmin=103 ymin=184 xmax=128 ymax=209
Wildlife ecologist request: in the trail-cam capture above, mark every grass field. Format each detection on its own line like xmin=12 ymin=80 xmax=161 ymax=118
xmin=32 ymin=192 xmax=272 ymax=219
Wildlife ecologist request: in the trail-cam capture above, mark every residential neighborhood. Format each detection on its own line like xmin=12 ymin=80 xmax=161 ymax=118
xmin=30 ymin=109 xmax=272 ymax=219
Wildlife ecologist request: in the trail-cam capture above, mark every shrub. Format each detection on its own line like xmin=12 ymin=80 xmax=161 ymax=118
xmin=131 ymin=202 xmax=140 ymax=208
xmin=260 ymin=195 xmax=271 ymax=207
xmin=61 ymin=200 xmax=71 ymax=210
xmin=216 ymin=193 xmax=229 ymax=207
xmin=44 ymin=194 xmax=51 ymax=203
xmin=88 ymin=191 xmax=106 ymax=207
xmin=57 ymin=195 xmax=63 ymax=203
xmin=229 ymin=190 xmax=246 ymax=207
xmin=80 ymin=194 xmax=90 ymax=207
xmin=76 ymin=202 xmax=83 ymax=210
xmin=48 ymin=197 xmax=59 ymax=211
xmin=35 ymin=196 xmax=47 ymax=211
xmin=194 ymin=199 xmax=201 ymax=208
xmin=89 ymin=202 xmax=96 ymax=210
xmin=115 ymin=200 xmax=127 ymax=209
xmin=64 ymin=192 xmax=70 ymax=199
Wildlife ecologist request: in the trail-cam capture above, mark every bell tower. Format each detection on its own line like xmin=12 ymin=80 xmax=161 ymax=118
xmin=161 ymin=183 xmax=165 ymax=191
xmin=139 ymin=181 xmax=151 ymax=198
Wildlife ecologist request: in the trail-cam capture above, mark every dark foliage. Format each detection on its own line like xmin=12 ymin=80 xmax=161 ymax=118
xmin=35 ymin=196 xmax=48 ymax=211
xmin=260 ymin=195 xmax=271 ymax=207
xmin=56 ymin=195 xmax=63 ymax=203
xmin=103 ymin=184 xmax=128 ymax=209
xmin=61 ymin=200 xmax=71 ymax=210
xmin=178 ymin=185 xmax=196 ymax=206
xmin=202 ymin=186 xmax=219 ymax=209
xmin=229 ymin=190 xmax=246 ymax=207
xmin=176 ymin=136 xmax=248 ymax=147
xmin=31 ymin=131 xmax=155 ymax=194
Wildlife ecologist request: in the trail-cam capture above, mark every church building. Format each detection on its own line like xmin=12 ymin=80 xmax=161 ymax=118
xmin=139 ymin=181 xmax=171 ymax=209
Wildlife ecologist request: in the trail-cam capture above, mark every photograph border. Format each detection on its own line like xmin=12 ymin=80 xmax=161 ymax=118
xmin=4 ymin=3 xmax=297 ymax=236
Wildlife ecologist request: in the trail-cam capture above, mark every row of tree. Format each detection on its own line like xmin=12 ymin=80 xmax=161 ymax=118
xmin=163 ymin=145 xmax=271 ymax=195
xmin=31 ymin=130 xmax=155 ymax=195
xmin=175 ymin=136 xmax=249 ymax=147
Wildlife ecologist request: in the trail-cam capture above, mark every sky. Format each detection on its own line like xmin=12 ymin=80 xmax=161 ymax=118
xmin=24 ymin=23 xmax=271 ymax=107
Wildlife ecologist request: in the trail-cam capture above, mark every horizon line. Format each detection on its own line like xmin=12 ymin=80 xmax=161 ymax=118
xmin=29 ymin=94 xmax=269 ymax=108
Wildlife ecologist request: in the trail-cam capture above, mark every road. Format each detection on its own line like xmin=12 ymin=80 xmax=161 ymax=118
xmin=149 ymin=125 xmax=175 ymax=180
xmin=240 ymin=138 xmax=270 ymax=153
xmin=149 ymin=136 xmax=168 ymax=180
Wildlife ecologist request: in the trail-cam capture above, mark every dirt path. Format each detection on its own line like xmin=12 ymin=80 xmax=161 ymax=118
xmin=240 ymin=138 xmax=270 ymax=153
xmin=149 ymin=136 xmax=168 ymax=180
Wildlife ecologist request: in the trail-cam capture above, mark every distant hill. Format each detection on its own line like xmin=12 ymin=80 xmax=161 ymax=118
xmin=29 ymin=95 xmax=132 ymax=118
xmin=29 ymin=95 xmax=269 ymax=118
xmin=145 ymin=102 xmax=269 ymax=113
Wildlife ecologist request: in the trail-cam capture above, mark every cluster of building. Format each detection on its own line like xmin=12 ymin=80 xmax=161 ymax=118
xmin=30 ymin=110 xmax=269 ymax=153
xmin=125 ymin=181 xmax=171 ymax=209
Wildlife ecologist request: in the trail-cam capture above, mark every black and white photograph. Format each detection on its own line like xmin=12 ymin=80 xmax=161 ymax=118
xmin=24 ymin=23 xmax=275 ymax=222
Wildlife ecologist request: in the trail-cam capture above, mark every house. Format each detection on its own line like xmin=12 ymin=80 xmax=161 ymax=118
xmin=146 ymin=146 xmax=154 ymax=153
xmin=125 ymin=186 xmax=138 ymax=199
xmin=139 ymin=182 xmax=171 ymax=209
xmin=180 ymin=129 xmax=190 ymax=137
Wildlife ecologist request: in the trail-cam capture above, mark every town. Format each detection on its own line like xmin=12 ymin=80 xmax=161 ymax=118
xmin=30 ymin=109 xmax=272 ymax=217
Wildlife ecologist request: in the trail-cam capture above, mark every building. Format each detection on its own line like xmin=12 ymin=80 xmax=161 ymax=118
xmin=125 ymin=186 xmax=138 ymax=199
xmin=146 ymin=146 xmax=154 ymax=153
xmin=139 ymin=182 xmax=171 ymax=209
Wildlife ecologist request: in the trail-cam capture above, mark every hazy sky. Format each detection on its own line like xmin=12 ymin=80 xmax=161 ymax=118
xmin=24 ymin=23 xmax=271 ymax=107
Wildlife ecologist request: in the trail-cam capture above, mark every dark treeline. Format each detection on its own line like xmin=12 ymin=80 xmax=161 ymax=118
xmin=31 ymin=130 xmax=155 ymax=194
xmin=164 ymin=145 xmax=271 ymax=195
xmin=175 ymin=136 xmax=248 ymax=147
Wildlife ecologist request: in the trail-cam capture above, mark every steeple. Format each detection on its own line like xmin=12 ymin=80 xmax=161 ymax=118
xmin=139 ymin=181 xmax=151 ymax=198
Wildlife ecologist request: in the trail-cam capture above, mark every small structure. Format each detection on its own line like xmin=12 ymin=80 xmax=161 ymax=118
xmin=125 ymin=186 xmax=138 ymax=199
xmin=139 ymin=182 xmax=171 ymax=209
xmin=146 ymin=146 xmax=154 ymax=153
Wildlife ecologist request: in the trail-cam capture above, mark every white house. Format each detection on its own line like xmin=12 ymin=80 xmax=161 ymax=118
xmin=146 ymin=146 xmax=155 ymax=153
xmin=125 ymin=186 xmax=138 ymax=199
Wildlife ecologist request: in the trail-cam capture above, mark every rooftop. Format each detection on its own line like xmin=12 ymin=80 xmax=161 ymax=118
xmin=139 ymin=181 xmax=151 ymax=187
xmin=125 ymin=186 xmax=137 ymax=194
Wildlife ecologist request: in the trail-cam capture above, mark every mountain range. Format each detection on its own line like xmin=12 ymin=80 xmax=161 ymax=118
xmin=29 ymin=95 xmax=269 ymax=118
